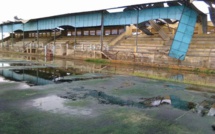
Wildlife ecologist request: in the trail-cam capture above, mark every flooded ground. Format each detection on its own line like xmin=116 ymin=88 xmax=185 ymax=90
xmin=0 ymin=54 xmax=215 ymax=134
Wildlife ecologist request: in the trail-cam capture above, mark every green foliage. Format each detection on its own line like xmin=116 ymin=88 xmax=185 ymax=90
xmin=203 ymin=69 xmax=215 ymax=74
xmin=85 ymin=58 xmax=108 ymax=64
xmin=193 ymin=68 xmax=200 ymax=72
xmin=193 ymin=68 xmax=215 ymax=74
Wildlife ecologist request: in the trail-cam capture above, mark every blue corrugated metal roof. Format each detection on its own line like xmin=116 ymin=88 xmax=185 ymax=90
xmin=0 ymin=3 xmax=199 ymax=61
xmin=169 ymin=6 xmax=198 ymax=60
xmin=0 ymin=5 xmax=190 ymax=32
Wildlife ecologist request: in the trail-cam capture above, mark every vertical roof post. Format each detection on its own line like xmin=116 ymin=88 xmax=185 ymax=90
xmin=135 ymin=10 xmax=139 ymax=53
xmin=1 ymin=25 xmax=3 ymax=48
xmin=100 ymin=10 xmax=104 ymax=52
xmin=23 ymin=23 xmax=25 ymax=47
xmin=37 ymin=20 xmax=39 ymax=48
xmin=11 ymin=23 xmax=14 ymax=47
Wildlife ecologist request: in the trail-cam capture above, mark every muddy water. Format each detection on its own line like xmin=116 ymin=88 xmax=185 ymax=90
xmin=0 ymin=54 xmax=215 ymax=134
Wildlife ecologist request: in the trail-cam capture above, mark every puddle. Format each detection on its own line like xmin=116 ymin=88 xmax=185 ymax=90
xmin=0 ymin=66 xmax=86 ymax=86
xmin=0 ymin=62 xmax=41 ymax=68
xmin=0 ymin=76 xmax=10 ymax=82
xmin=32 ymin=95 xmax=92 ymax=115
xmin=0 ymin=63 xmax=10 ymax=67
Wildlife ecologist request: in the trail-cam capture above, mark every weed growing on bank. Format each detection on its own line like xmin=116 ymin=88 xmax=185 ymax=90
xmin=85 ymin=59 xmax=108 ymax=64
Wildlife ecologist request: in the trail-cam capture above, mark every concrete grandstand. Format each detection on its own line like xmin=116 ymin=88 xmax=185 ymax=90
xmin=0 ymin=0 xmax=215 ymax=69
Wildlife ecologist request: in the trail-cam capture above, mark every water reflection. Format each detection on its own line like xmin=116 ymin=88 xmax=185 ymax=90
xmin=32 ymin=95 xmax=92 ymax=115
xmin=0 ymin=63 xmax=10 ymax=67
xmin=0 ymin=66 xmax=85 ymax=86
xmin=208 ymin=104 xmax=215 ymax=116
xmin=0 ymin=54 xmax=215 ymax=88
xmin=0 ymin=76 xmax=8 ymax=82
xmin=170 ymin=74 xmax=184 ymax=81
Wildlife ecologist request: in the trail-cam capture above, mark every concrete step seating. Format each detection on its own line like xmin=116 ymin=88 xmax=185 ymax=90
xmin=120 ymin=40 xmax=164 ymax=45
xmin=76 ymin=35 xmax=116 ymax=43
xmin=189 ymin=45 xmax=215 ymax=48
xmin=186 ymin=34 xmax=215 ymax=57
xmin=187 ymin=50 xmax=215 ymax=57
xmin=2 ymin=38 xmax=21 ymax=46
xmin=49 ymin=36 xmax=72 ymax=46
xmin=13 ymin=37 xmax=51 ymax=48
xmin=124 ymin=37 xmax=165 ymax=41
xmin=193 ymin=34 xmax=215 ymax=38
xmin=191 ymin=38 xmax=215 ymax=41
xmin=74 ymin=44 xmax=104 ymax=51
xmin=118 ymin=35 xmax=165 ymax=46
xmin=51 ymin=35 xmax=117 ymax=47
xmin=111 ymin=34 xmax=168 ymax=54
xmin=72 ymin=35 xmax=117 ymax=51
xmin=114 ymin=33 xmax=215 ymax=57
xmin=110 ymin=46 xmax=168 ymax=54
xmin=191 ymin=41 xmax=215 ymax=45
xmin=190 ymin=36 xmax=215 ymax=48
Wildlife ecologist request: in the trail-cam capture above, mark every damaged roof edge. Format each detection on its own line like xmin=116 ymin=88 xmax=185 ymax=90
xmin=0 ymin=0 xmax=177 ymax=25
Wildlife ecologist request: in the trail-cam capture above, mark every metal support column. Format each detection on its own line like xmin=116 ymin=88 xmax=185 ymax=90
xmin=74 ymin=15 xmax=77 ymax=46
xmin=22 ymin=24 xmax=25 ymax=47
xmin=54 ymin=30 xmax=56 ymax=46
xmin=37 ymin=20 xmax=39 ymax=48
xmin=74 ymin=27 xmax=77 ymax=45
xmin=1 ymin=25 xmax=3 ymax=48
xmin=12 ymin=23 xmax=14 ymax=47
xmin=53 ymin=28 xmax=56 ymax=57
xmin=201 ymin=14 xmax=208 ymax=34
xmin=100 ymin=10 xmax=104 ymax=52
xmin=135 ymin=10 xmax=139 ymax=53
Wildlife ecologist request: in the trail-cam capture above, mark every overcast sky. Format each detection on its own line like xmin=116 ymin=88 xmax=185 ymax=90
xmin=0 ymin=0 xmax=210 ymax=23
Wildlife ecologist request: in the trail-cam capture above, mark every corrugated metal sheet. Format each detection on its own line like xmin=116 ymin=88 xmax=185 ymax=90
xmin=104 ymin=6 xmax=184 ymax=26
xmin=104 ymin=10 xmax=137 ymax=26
xmin=13 ymin=23 xmax=23 ymax=31
xmin=0 ymin=12 xmax=102 ymax=32
xmin=169 ymin=6 xmax=197 ymax=60
xmin=2 ymin=24 xmax=13 ymax=32
xmin=25 ymin=21 xmax=37 ymax=31
xmin=1 ymin=5 xmax=192 ymax=32
xmin=0 ymin=23 xmax=22 ymax=32
xmin=75 ymin=12 xmax=101 ymax=27
xmin=39 ymin=18 xmax=55 ymax=30
xmin=140 ymin=5 xmax=183 ymax=21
